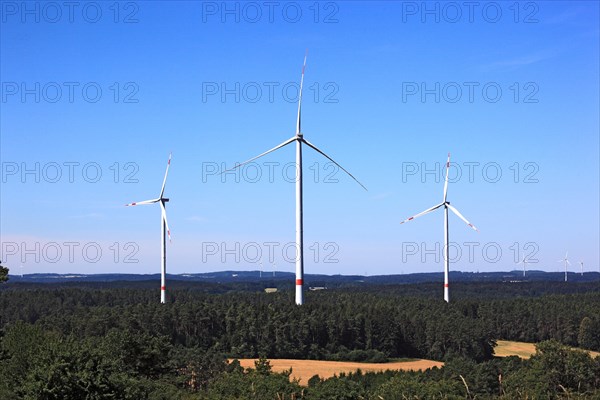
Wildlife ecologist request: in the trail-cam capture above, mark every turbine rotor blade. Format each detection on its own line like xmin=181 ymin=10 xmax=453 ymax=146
xmin=447 ymin=204 xmax=479 ymax=232
xmin=443 ymin=153 xmax=450 ymax=202
xmin=221 ymin=137 xmax=297 ymax=173
xmin=400 ymin=203 xmax=444 ymax=224
xmin=301 ymin=138 xmax=367 ymax=191
xmin=125 ymin=199 xmax=160 ymax=206
xmin=160 ymin=201 xmax=171 ymax=242
xmin=297 ymin=50 xmax=308 ymax=135
xmin=159 ymin=153 xmax=172 ymax=199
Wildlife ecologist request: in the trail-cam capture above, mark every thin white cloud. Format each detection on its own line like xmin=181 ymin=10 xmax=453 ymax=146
xmin=481 ymin=50 xmax=557 ymax=71
xmin=370 ymin=192 xmax=392 ymax=201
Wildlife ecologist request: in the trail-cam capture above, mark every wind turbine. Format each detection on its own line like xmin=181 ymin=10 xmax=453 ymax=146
xmin=126 ymin=153 xmax=172 ymax=304
xmin=518 ymin=256 xmax=528 ymax=277
xmin=222 ymin=53 xmax=366 ymax=305
xmin=579 ymin=260 xmax=584 ymax=276
xmin=557 ymin=252 xmax=570 ymax=282
xmin=400 ymin=153 xmax=479 ymax=303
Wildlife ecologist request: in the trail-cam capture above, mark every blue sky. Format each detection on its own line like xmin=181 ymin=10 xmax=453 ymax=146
xmin=1 ymin=1 xmax=598 ymax=276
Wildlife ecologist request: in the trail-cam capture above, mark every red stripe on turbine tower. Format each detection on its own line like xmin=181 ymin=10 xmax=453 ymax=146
xmin=161 ymin=286 xmax=166 ymax=290
xmin=296 ymin=279 xmax=303 ymax=285
xmin=444 ymin=284 xmax=449 ymax=288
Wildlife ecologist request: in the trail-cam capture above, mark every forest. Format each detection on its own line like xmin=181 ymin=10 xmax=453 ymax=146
xmin=1 ymin=278 xmax=599 ymax=399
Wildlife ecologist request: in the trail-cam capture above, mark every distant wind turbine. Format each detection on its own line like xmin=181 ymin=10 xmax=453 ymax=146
xmin=557 ymin=252 xmax=570 ymax=282
xmin=126 ymin=153 xmax=172 ymax=304
xmin=400 ymin=153 xmax=479 ymax=303
xmin=222 ymin=52 xmax=367 ymax=305
xmin=518 ymin=257 xmax=529 ymax=277
xmin=579 ymin=260 xmax=584 ymax=276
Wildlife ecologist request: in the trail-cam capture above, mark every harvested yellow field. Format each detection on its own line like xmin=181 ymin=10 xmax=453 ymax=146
xmin=495 ymin=340 xmax=537 ymax=359
xmin=234 ymin=358 xmax=444 ymax=384
xmin=495 ymin=340 xmax=600 ymax=359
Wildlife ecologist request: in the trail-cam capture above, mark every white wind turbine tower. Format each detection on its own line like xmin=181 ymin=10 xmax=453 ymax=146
xmin=223 ymin=52 xmax=367 ymax=305
xmin=518 ymin=256 xmax=529 ymax=277
xmin=126 ymin=153 xmax=172 ymax=304
xmin=579 ymin=260 xmax=584 ymax=276
xmin=557 ymin=252 xmax=570 ymax=282
xmin=400 ymin=153 xmax=479 ymax=303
